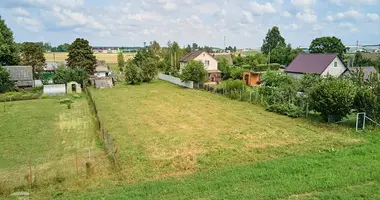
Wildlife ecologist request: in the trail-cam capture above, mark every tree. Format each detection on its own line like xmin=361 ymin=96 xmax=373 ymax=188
xmin=309 ymin=77 xmax=357 ymax=122
xmin=261 ymin=26 xmax=286 ymax=55
xmin=353 ymin=52 xmax=373 ymax=67
xmin=125 ymin=60 xmax=143 ymax=84
xmin=140 ymin=57 xmax=158 ymax=82
xmin=148 ymin=41 xmax=161 ymax=59
xmin=42 ymin=42 xmax=52 ymax=52
xmin=0 ymin=16 xmax=20 ymax=66
xmin=180 ymin=60 xmax=206 ymax=83
xmin=0 ymin=65 xmax=14 ymax=93
xmin=186 ymin=45 xmax=192 ymax=53
xmin=230 ymin=67 xmax=246 ymax=80
xmin=52 ymin=66 xmax=88 ymax=85
xmin=117 ymin=52 xmax=125 ymax=72
xmin=192 ymin=43 xmax=199 ymax=51
xmin=218 ymin=57 xmax=231 ymax=80
xmin=66 ymin=38 xmax=97 ymax=74
xmin=309 ymin=36 xmax=346 ymax=59
xmin=233 ymin=46 xmax=237 ymax=53
xmin=21 ymin=42 xmax=46 ymax=74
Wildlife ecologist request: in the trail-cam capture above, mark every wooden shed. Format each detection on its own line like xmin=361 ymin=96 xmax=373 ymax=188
xmin=243 ymin=72 xmax=262 ymax=86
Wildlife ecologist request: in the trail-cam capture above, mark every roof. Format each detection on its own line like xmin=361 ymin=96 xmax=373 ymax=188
xmin=95 ymin=60 xmax=109 ymax=72
xmin=214 ymin=53 xmax=233 ymax=65
xmin=285 ymin=54 xmax=338 ymax=74
xmin=349 ymin=66 xmax=377 ymax=80
xmin=3 ymin=66 xmax=33 ymax=81
xmin=362 ymin=53 xmax=380 ymax=61
xmin=179 ymin=51 xmax=204 ymax=62
xmin=44 ymin=61 xmax=66 ymax=71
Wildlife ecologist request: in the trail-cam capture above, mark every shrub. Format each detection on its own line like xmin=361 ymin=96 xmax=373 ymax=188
xmin=254 ymin=63 xmax=280 ymax=71
xmin=354 ymin=87 xmax=378 ymax=119
xmin=0 ymin=65 xmax=14 ymax=93
xmin=52 ymin=67 xmax=88 ymax=85
xmin=220 ymin=79 xmax=246 ymax=99
xmin=0 ymin=90 xmax=42 ymax=102
xmin=300 ymin=73 xmax=322 ymax=93
xmin=266 ymin=103 xmax=304 ymax=118
xmin=180 ymin=60 xmax=206 ymax=83
xmin=230 ymin=67 xmax=246 ymax=80
xmin=261 ymin=71 xmax=298 ymax=88
xmin=309 ymin=77 xmax=357 ymax=122
xmin=125 ymin=60 xmax=143 ymax=84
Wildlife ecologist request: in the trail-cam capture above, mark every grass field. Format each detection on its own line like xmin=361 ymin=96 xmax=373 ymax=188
xmin=44 ymin=52 xmax=135 ymax=64
xmin=242 ymin=50 xmax=261 ymax=56
xmin=89 ymin=81 xmax=359 ymax=182
xmin=0 ymin=96 xmax=111 ymax=198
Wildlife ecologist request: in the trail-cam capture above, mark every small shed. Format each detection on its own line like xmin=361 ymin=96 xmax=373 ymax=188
xmin=43 ymin=84 xmax=66 ymax=95
xmin=243 ymin=72 xmax=262 ymax=86
xmin=66 ymin=81 xmax=82 ymax=94
xmin=94 ymin=77 xmax=114 ymax=88
xmin=3 ymin=66 xmax=34 ymax=87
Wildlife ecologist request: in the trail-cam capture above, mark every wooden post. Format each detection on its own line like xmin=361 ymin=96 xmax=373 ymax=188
xmin=250 ymin=92 xmax=252 ymax=103
xmin=29 ymin=158 xmax=32 ymax=187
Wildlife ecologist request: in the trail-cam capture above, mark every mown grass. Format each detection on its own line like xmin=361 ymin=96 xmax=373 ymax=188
xmin=58 ymin=132 xmax=380 ymax=199
xmin=44 ymin=52 xmax=135 ymax=64
xmin=0 ymin=96 xmax=111 ymax=198
xmin=89 ymin=80 xmax=359 ymax=182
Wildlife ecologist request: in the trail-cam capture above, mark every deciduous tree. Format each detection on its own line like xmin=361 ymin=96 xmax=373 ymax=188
xmin=309 ymin=36 xmax=346 ymax=59
xmin=180 ymin=60 xmax=206 ymax=83
xmin=0 ymin=65 xmax=14 ymax=93
xmin=261 ymin=26 xmax=286 ymax=55
xmin=0 ymin=16 xmax=20 ymax=66
xmin=66 ymin=38 xmax=96 ymax=74
xmin=117 ymin=52 xmax=125 ymax=72
xmin=21 ymin=42 xmax=46 ymax=74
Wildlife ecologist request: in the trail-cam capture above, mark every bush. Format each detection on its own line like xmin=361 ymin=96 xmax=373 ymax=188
xmin=125 ymin=60 xmax=143 ymax=84
xmin=180 ymin=60 xmax=206 ymax=83
xmin=0 ymin=65 xmax=14 ymax=93
xmin=220 ymin=79 xmax=246 ymax=99
xmin=300 ymin=74 xmax=322 ymax=93
xmin=266 ymin=103 xmax=304 ymax=118
xmin=309 ymin=77 xmax=357 ymax=122
xmin=354 ymin=87 xmax=378 ymax=119
xmin=0 ymin=90 xmax=42 ymax=102
xmin=254 ymin=63 xmax=280 ymax=71
xmin=230 ymin=67 xmax=246 ymax=80
xmin=261 ymin=71 xmax=298 ymax=88
xmin=52 ymin=67 xmax=88 ymax=85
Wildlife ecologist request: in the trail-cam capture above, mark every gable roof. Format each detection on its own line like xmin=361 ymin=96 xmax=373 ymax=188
xmin=44 ymin=61 xmax=66 ymax=71
xmin=3 ymin=66 xmax=33 ymax=81
xmin=213 ymin=53 xmax=233 ymax=65
xmin=349 ymin=66 xmax=377 ymax=80
xmin=179 ymin=51 xmax=204 ymax=62
xmin=95 ymin=60 xmax=109 ymax=72
xmin=285 ymin=54 xmax=338 ymax=74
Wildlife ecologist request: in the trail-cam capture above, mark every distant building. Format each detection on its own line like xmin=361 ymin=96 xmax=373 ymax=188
xmin=94 ymin=60 xmax=110 ymax=78
xmin=213 ymin=53 xmax=233 ymax=65
xmin=179 ymin=51 xmax=221 ymax=82
xmin=345 ymin=67 xmax=377 ymax=80
xmin=3 ymin=66 xmax=34 ymax=87
xmin=285 ymin=54 xmax=348 ymax=78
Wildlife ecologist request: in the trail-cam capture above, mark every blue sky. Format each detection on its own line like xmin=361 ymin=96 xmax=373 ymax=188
xmin=0 ymin=0 xmax=379 ymax=48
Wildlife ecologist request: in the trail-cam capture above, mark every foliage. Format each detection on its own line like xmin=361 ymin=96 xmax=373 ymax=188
xmin=309 ymin=36 xmax=346 ymax=59
xmin=60 ymin=98 xmax=74 ymax=109
xmin=0 ymin=16 xmax=20 ymax=66
xmin=353 ymin=52 xmax=374 ymax=67
xmin=220 ymin=79 xmax=246 ymax=92
xmin=300 ymin=74 xmax=323 ymax=93
xmin=354 ymin=87 xmax=378 ymax=118
xmin=261 ymin=26 xmax=286 ymax=55
xmin=261 ymin=71 xmax=298 ymax=87
xmin=117 ymin=52 xmax=125 ymax=72
xmin=218 ymin=57 xmax=231 ymax=80
xmin=125 ymin=60 xmax=143 ymax=84
xmin=0 ymin=88 xmax=42 ymax=102
xmin=66 ymin=38 xmax=97 ymax=74
xmin=232 ymin=54 xmax=246 ymax=66
xmin=0 ymin=65 xmax=14 ymax=93
xmin=180 ymin=60 xmax=206 ymax=83
xmin=52 ymin=67 xmax=88 ymax=85
xmin=266 ymin=103 xmax=304 ymax=118
xmin=21 ymin=42 xmax=46 ymax=73
xmin=140 ymin=57 xmax=158 ymax=82
xmin=270 ymin=44 xmax=303 ymax=65
xmin=163 ymin=41 xmax=185 ymax=74
xmin=309 ymin=77 xmax=357 ymax=122
xmin=254 ymin=63 xmax=280 ymax=72
xmin=230 ymin=67 xmax=246 ymax=80
xmin=51 ymin=43 xmax=70 ymax=52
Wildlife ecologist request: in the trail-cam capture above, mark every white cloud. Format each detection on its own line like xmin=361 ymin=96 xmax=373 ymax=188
xmin=336 ymin=9 xmax=363 ymax=19
xmin=367 ymin=13 xmax=379 ymax=21
xmin=338 ymin=22 xmax=359 ymax=32
xmin=283 ymin=11 xmax=292 ymax=17
xmin=326 ymin=15 xmax=334 ymax=22
xmin=291 ymin=0 xmax=316 ymax=7
xmin=12 ymin=7 xmax=30 ymax=16
xmin=329 ymin=0 xmax=379 ymax=5
xmin=24 ymin=0 xmax=84 ymax=9
xmin=285 ymin=23 xmax=299 ymax=30
xmin=127 ymin=11 xmax=164 ymax=21
xmin=275 ymin=0 xmax=284 ymax=4
xmin=16 ymin=16 xmax=41 ymax=32
xmin=250 ymin=1 xmax=276 ymax=15
xmin=296 ymin=9 xmax=317 ymax=23
xmin=242 ymin=11 xmax=254 ymax=24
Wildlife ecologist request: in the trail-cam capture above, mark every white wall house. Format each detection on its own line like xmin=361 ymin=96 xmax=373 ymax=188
xmin=285 ymin=54 xmax=348 ymax=78
xmin=179 ymin=51 xmax=221 ymax=82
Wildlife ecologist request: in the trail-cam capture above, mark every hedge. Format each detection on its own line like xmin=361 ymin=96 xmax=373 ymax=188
xmin=254 ymin=63 xmax=280 ymax=71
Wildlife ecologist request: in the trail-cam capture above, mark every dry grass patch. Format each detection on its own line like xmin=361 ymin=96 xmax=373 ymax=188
xmin=90 ymin=80 xmax=360 ymax=181
xmin=44 ymin=52 xmax=135 ymax=64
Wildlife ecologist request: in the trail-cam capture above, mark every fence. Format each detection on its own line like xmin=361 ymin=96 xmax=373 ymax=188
xmin=158 ymin=73 xmax=193 ymax=88
xmin=86 ymin=88 xmax=119 ymax=162
xmin=43 ymin=84 xmax=66 ymax=95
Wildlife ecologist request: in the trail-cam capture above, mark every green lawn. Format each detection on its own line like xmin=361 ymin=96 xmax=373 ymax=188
xmin=89 ymin=81 xmax=359 ymax=181
xmin=0 ymin=96 xmax=110 ymax=197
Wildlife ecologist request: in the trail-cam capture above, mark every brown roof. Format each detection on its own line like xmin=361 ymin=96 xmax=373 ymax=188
xmin=285 ymin=54 xmax=339 ymax=74
xmin=179 ymin=51 xmax=205 ymax=62
xmin=362 ymin=53 xmax=380 ymax=61
xmin=214 ymin=53 xmax=233 ymax=65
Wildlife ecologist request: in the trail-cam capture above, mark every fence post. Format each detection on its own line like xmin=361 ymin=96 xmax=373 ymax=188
xmin=249 ymin=92 xmax=252 ymax=103
xmin=306 ymin=104 xmax=309 ymax=117
xmin=240 ymin=90 xmax=242 ymax=100
xmin=29 ymin=158 xmax=32 ymax=187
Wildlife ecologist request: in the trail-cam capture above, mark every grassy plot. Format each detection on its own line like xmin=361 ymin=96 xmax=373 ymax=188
xmin=44 ymin=52 xmax=135 ymax=64
xmin=0 ymin=96 xmax=111 ymax=197
xmin=58 ymin=133 xmax=380 ymax=199
xmin=89 ymin=80 xmax=359 ymax=182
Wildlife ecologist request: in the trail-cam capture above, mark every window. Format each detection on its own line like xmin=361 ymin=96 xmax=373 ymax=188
xmin=334 ymin=61 xmax=337 ymax=67
xmin=205 ymin=60 xmax=210 ymax=66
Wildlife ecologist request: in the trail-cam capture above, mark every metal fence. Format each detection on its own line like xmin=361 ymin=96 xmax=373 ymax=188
xmin=158 ymin=73 xmax=194 ymax=88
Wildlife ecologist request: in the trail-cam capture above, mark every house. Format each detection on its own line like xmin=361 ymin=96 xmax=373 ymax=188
xmin=94 ymin=60 xmax=110 ymax=78
xmin=213 ymin=53 xmax=233 ymax=65
xmin=179 ymin=51 xmax=221 ymax=82
xmin=361 ymin=53 xmax=380 ymax=61
xmin=243 ymin=72 xmax=262 ymax=86
xmin=44 ymin=61 xmax=66 ymax=73
xmin=346 ymin=66 xmax=378 ymax=80
xmin=3 ymin=66 xmax=34 ymax=87
xmin=284 ymin=54 xmax=348 ymax=78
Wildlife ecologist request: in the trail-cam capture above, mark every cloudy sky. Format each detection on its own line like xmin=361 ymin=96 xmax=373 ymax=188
xmin=0 ymin=0 xmax=379 ymax=48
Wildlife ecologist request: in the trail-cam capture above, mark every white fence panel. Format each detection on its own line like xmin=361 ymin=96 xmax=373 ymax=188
xmin=158 ymin=73 xmax=193 ymax=89
xmin=43 ymin=84 xmax=66 ymax=95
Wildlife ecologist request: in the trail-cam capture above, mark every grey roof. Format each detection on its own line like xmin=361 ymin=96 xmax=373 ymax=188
xmin=180 ymin=51 xmax=204 ymax=62
xmin=349 ymin=66 xmax=377 ymax=80
xmin=214 ymin=53 xmax=233 ymax=65
xmin=285 ymin=54 xmax=339 ymax=74
xmin=3 ymin=66 xmax=34 ymax=87
xmin=95 ymin=60 xmax=109 ymax=72
xmin=44 ymin=61 xmax=66 ymax=71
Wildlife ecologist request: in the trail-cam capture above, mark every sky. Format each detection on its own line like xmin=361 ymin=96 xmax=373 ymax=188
xmin=0 ymin=0 xmax=379 ymax=48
